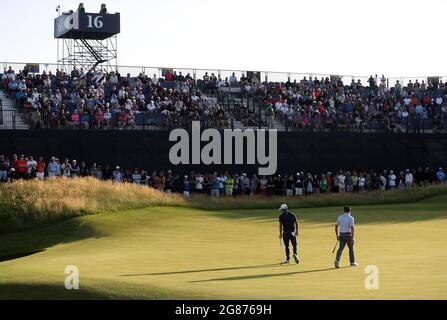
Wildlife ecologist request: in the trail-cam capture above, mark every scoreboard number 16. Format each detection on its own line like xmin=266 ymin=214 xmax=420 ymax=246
xmin=87 ymin=15 xmax=104 ymax=29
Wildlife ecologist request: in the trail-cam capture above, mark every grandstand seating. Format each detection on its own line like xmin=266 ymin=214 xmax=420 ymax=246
xmin=1 ymin=67 xmax=447 ymax=133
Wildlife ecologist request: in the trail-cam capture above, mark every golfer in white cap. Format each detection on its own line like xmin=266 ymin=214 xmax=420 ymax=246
xmin=278 ymin=204 xmax=299 ymax=264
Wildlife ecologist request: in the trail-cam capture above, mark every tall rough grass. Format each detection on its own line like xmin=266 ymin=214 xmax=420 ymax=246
xmin=1 ymin=178 xmax=447 ymax=233
xmin=188 ymin=184 xmax=447 ymax=210
xmin=0 ymin=178 xmax=185 ymax=233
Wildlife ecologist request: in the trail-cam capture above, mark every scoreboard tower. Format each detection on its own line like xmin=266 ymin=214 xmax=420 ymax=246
xmin=55 ymin=3 xmax=120 ymax=71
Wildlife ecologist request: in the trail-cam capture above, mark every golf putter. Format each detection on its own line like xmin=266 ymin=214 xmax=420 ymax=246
xmin=332 ymin=239 xmax=339 ymax=254
xmin=279 ymin=237 xmax=283 ymax=264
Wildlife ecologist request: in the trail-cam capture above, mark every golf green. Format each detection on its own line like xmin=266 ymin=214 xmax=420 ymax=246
xmin=1 ymin=195 xmax=446 ymax=299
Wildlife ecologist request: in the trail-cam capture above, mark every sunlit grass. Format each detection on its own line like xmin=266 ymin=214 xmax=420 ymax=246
xmin=1 ymin=177 xmax=447 ymax=233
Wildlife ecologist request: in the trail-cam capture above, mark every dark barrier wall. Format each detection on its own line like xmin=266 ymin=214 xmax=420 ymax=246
xmin=1 ymin=130 xmax=446 ymax=174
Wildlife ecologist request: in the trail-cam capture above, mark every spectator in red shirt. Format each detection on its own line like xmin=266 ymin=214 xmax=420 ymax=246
xmin=12 ymin=154 xmax=19 ymax=172
xmin=165 ymin=72 xmax=174 ymax=81
xmin=17 ymin=155 xmax=28 ymax=179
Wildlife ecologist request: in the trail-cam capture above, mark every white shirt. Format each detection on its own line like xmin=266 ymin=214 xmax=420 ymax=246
xmin=27 ymin=160 xmax=37 ymax=174
xmin=405 ymin=173 xmax=413 ymax=184
xmin=337 ymin=175 xmax=346 ymax=185
xmin=388 ymin=174 xmax=396 ymax=186
xmin=336 ymin=213 xmax=355 ymax=233
xmin=358 ymin=177 xmax=365 ymax=187
xmin=218 ymin=176 xmax=226 ymax=189
xmin=195 ymin=176 xmax=204 ymax=189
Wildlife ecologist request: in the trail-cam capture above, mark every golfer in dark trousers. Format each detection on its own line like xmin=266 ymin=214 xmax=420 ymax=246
xmin=279 ymin=204 xmax=299 ymax=264
xmin=334 ymin=206 xmax=358 ymax=268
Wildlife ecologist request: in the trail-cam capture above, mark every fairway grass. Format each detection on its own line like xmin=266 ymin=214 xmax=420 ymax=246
xmin=0 ymin=195 xmax=446 ymax=299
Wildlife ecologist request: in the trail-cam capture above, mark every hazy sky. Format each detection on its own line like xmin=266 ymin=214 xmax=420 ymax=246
xmin=1 ymin=0 xmax=447 ymax=77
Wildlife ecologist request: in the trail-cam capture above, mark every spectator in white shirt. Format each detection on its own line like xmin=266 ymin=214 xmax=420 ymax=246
xmin=405 ymin=169 xmax=413 ymax=187
xmin=388 ymin=170 xmax=396 ymax=190
xmin=26 ymin=156 xmax=37 ymax=176
xmin=337 ymin=171 xmax=346 ymax=192
xmin=195 ymin=173 xmax=204 ymax=193
xmin=229 ymin=73 xmax=238 ymax=86
xmin=358 ymin=174 xmax=366 ymax=192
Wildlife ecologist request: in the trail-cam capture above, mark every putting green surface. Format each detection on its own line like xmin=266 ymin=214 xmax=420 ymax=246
xmin=1 ymin=195 xmax=447 ymax=299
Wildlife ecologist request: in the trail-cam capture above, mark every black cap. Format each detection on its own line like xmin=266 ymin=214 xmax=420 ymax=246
xmin=344 ymin=206 xmax=351 ymax=213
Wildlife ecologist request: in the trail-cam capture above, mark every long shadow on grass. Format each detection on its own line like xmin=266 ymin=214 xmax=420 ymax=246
xmin=0 ymin=218 xmax=104 ymax=258
xmin=190 ymin=266 xmax=350 ymax=283
xmin=0 ymin=249 xmax=46 ymax=262
xmin=120 ymin=263 xmax=281 ymax=277
xmin=0 ymin=283 xmax=111 ymax=299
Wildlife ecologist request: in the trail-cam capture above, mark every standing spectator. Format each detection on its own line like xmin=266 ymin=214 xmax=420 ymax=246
xmin=352 ymin=171 xmax=359 ymax=192
xmin=337 ymin=171 xmax=346 ymax=192
xmin=305 ymin=173 xmax=314 ymax=195
xmin=295 ymin=173 xmax=304 ymax=196
xmin=96 ymin=165 xmax=103 ymax=180
xmin=358 ymin=173 xmax=366 ymax=192
xmin=259 ymin=176 xmax=268 ymax=196
xmin=388 ymin=170 xmax=397 ymax=190
xmin=182 ymin=175 xmax=190 ymax=196
xmin=286 ymin=176 xmax=294 ymax=196
xmin=229 ymin=72 xmax=238 ymax=86
xmin=195 ymin=173 xmax=204 ymax=194
xmin=17 ymin=155 xmax=28 ymax=179
xmin=379 ymin=173 xmax=387 ymax=191
xmin=0 ymin=155 xmax=9 ymax=182
xmin=397 ymin=171 xmax=406 ymax=189
xmin=61 ymin=159 xmax=72 ymax=177
xmin=26 ymin=156 xmax=37 ymax=179
xmin=405 ymin=169 xmax=414 ymax=188
xmin=140 ymin=170 xmax=148 ymax=186
xmin=326 ymin=172 xmax=333 ymax=193
xmin=132 ymin=168 xmax=141 ymax=184
xmin=345 ymin=171 xmax=353 ymax=192
xmin=436 ymin=167 xmax=446 ymax=184
xmin=232 ymin=173 xmax=240 ymax=196
xmin=36 ymin=157 xmax=46 ymax=180
xmin=218 ymin=173 xmax=226 ymax=195
xmin=251 ymin=174 xmax=259 ymax=195
xmin=102 ymin=165 xmax=112 ymax=180
xmin=71 ymin=160 xmax=80 ymax=177
xmin=211 ymin=174 xmax=220 ymax=197
xmin=312 ymin=174 xmax=320 ymax=194
xmin=112 ymin=166 xmax=123 ymax=182
xmin=123 ymin=169 xmax=132 ymax=183
xmin=90 ymin=163 xmax=99 ymax=178
xmin=165 ymin=171 xmax=175 ymax=193
xmin=225 ymin=175 xmax=234 ymax=196
xmin=241 ymin=173 xmax=251 ymax=195
xmin=79 ymin=161 xmax=89 ymax=177
xmin=319 ymin=174 xmax=327 ymax=193
xmin=47 ymin=157 xmax=61 ymax=178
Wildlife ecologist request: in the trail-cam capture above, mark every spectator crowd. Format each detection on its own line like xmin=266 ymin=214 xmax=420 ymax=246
xmin=2 ymin=66 xmax=447 ymax=132
xmin=241 ymin=74 xmax=447 ymax=132
xmin=1 ymin=66 xmax=228 ymax=130
xmin=1 ymin=153 xmax=446 ymax=197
